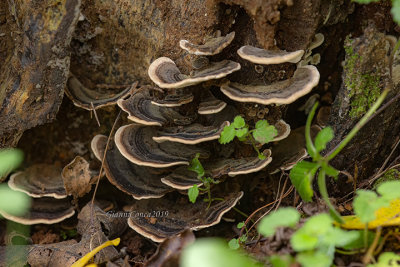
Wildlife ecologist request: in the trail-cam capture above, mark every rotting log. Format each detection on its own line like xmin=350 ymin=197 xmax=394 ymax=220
xmin=0 ymin=0 xmax=81 ymax=147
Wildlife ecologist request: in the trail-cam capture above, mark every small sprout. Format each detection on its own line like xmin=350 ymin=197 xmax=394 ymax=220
xmin=219 ymin=115 xmax=277 ymax=159
xmin=228 ymin=238 xmax=240 ymax=250
xmin=188 ymin=153 xmax=205 ymax=177
xmin=237 ymin=222 xmax=245 ymax=229
xmin=188 ymin=185 xmax=199 ymax=204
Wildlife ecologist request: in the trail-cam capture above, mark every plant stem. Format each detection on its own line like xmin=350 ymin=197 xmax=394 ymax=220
xmin=247 ymin=133 xmax=264 ymax=159
xmin=306 ymin=102 xmax=318 ymax=158
xmin=326 ymin=88 xmax=389 ymax=161
xmin=317 ymin=169 xmax=344 ymax=223
xmin=363 ymin=226 xmax=382 ymax=265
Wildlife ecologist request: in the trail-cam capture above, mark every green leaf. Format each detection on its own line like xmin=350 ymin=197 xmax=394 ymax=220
xmin=188 ymin=153 xmax=205 ymax=177
xmin=269 ymin=254 xmax=294 ymax=267
xmin=257 ymin=207 xmax=300 ymax=237
xmin=341 ymin=230 xmax=376 ymax=250
xmin=289 ymin=161 xmax=319 ymax=202
xmin=376 ymin=180 xmax=400 ymax=200
xmin=367 ymin=252 xmax=400 ymax=267
xmin=188 ymin=185 xmax=199 ymax=203
xmin=323 ymin=227 xmax=360 ymax=247
xmin=235 ymin=128 xmax=248 ymax=138
xmin=0 ymin=184 xmax=31 ymax=216
xmin=228 ymin=238 xmax=240 ymax=250
xmin=323 ymin=164 xmax=339 ymax=179
xmin=0 ymin=149 xmax=23 ymax=177
xmin=252 ymin=124 xmax=277 ymax=144
xmin=392 ymin=0 xmax=400 ymax=25
xmin=219 ymin=124 xmax=236 ymax=144
xmin=314 ymin=127 xmax=334 ymax=153
xmin=181 ymin=238 xmax=263 ymax=267
xmin=239 ymin=235 xmax=248 ymax=243
xmin=237 ymin=222 xmax=245 ymax=229
xmin=296 ymin=251 xmax=332 ymax=267
xmin=233 ymin=116 xmax=246 ymax=128
xmin=353 ymin=190 xmax=389 ymax=224
xmin=291 ymin=214 xmax=333 ymax=251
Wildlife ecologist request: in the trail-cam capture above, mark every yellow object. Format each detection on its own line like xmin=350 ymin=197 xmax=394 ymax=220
xmin=340 ymin=199 xmax=400 ymax=229
xmin=71 ymin=238 xmax=120 ymax=267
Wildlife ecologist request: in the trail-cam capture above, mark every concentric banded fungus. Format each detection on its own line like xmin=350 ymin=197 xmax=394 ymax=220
xmin=126 ymin=190 xmax=243 ymax=242
xmin=148 ymin=57 xmax=241 ymax=89
xmin=220 ymin=65 xmax=320 ymax=105
xmin=161 ymin=150 xmax=272 ymax=189
xmin=0 ymin=197 xmax=75 ymax=225
xmin=152 ymin=121 xmax=229 ymax=145
xmin=269 ymin=125 xmax=320 ymax=173
xmin=198 ymin=90 xmax=227 ymax=115
xmin=91 ymin=135 xmax=173 ymax=199
xmin=8 ymin=164 xmax=67 ymax=199
xmin=115 ymin=124 xmax=208 ymax=168
xmin=151 ymin=92 xmax=194 ymax=107
xmin=179 ymin=32 xmax=235 ymax=56
xmin=117 ymin=91 xmax=194 ymax=126
xmin=272 ymin=120 xmax=291 ymax=142
xmin=65 ymin=76 xmax=135 ymax=110
xmin=237 ymin=46 xmax=304 ymax=64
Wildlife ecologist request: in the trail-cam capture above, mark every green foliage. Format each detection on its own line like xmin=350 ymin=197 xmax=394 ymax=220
xmin=0 ymin=149 xmax=23 ymax=177
xmin=180 ymin=238 xmax=263 ymax=267
xmin=0 ymin=149 xmax=30 ymax=217
xmin=188 ymin=153 xmax=205 ymax=177
xmin=219 ymin=115 xmax=277 ymax=159
xmin=314 ymin=127 xmax=334 ymax=153
xmin=60 ymin=229 xmax=78 ymax=240
xmin=257 ymin=207 xmax=300 ymax=237
xmin=188 ymin=184 xmax=199 ymax=203
xmin=290 ymin=214 xmax=359 ymax=267
xmin=367 ymin=252 xmax=400 ymax=267
xmin=353 ymin=181 xmax=400 ymax=223
xmin=269 ymin=254 xmax=295 ymax=267
xmin=373 ymin=169 xmax=400 ymax=189
xmin=289 ymin=161 xmax=319 ymax=202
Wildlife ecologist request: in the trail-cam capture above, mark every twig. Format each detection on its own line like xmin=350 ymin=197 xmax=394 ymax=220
xmin=91 ymin=102 xmax=101 ymax=127
xmin=90 ymin=110 xmax=121 ymax=217
xmin=362 ymin=226 xmax=381 ymax=265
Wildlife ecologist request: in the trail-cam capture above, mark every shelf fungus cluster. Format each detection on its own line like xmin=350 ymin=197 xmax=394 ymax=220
xmin=2 ymin=164 xmax=75 ymax=224
xmin=49 ymin=31 xmax=321 ymax=242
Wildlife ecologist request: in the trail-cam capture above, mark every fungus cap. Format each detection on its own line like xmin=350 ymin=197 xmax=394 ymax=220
xmin=179 ymin=32 xmax=235 ymax=56
xmin=237 ymin=46 xmax=304 ymax=64
xmin=65 ymin=76 xmax=135 ymax=110
xmin=126 ymin=190 xmax=243 ymax=242
xmin=151 ymin=92 xmax=194 ymax=107
xmin=117 ymin=91 xmax=194 ymax=126
xmin=148 ymin=57 xmax=240 ymax=89
xmin=220 ymin=65 xmax=320 ymax=105
xmin=91 ymin=135 xmax=173 ymax=199
xmin=8 ymin=164 xmax=67 ymax=199
xmin=115 ymin=124 xmax=209 ymax=168
xmin=0 ymin=197 xmax=75 ymax=225
xmin=198 ymin=90 xmax=227 ymax=115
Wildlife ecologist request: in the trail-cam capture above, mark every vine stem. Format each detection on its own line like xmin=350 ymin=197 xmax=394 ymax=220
xmin=325 ymin=88 xmax=389 ymax=161
xmin=317 ymin=169 xmax=344 ymax=223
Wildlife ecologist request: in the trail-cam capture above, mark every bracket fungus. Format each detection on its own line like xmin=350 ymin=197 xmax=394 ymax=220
xmin=0 ymin=197 xmax=75 ymax=225
xmin=151 ymin=91 xmax=194 ymax=107
xmin=125 ymin=190 xmax=243 ymax=242
xmin=148 ymin=57 xmax=240 ymax=89
xmin=91 ymin=135 xmax=173 ymax=199
xmin=161 ymin=150 xmax=272 ymax=190
xmin=179 ymin=32 xmax=235 ymax=56
xmin=9 ymin=164 xmax=67 ymax=199
xmin=65 ymin=76 xmax=136 ymax=110
xmin=118 ymin=91 xmax=195 ymax=126
xmin=237 ymin=46 xmax=304 ymax=64
xmin=198 ymin=90 xmax=227 ymax=115
xmin=115 ymin=124 xmax=209 ymax=168
xmin=220 ymin=65 xmax=320 ymax=105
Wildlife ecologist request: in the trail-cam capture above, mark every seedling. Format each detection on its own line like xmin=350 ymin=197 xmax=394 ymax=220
xmin=187 ymin=153 xmax=220 ymax=206
xmin=289 ymin=84 xmax=388 ymax=223
xmin=228 ymin=221 xmax=249 ymax=250
xmin=219 ymin=115 xmax=277 ymax=159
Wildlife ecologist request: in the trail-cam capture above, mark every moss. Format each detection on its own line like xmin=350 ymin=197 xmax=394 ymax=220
xmin=373 ymin=169 xmax=400 ymax=190
xmin=343 ymin=36 xmax=382 ymax=119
